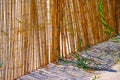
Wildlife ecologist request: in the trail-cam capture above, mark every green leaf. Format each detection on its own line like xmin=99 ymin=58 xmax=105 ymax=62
xmin=106 ymin=26 xmax=115 ymax=32
xmin=59 ymin=58 xmax=69 ymax=64
xmin=104 ymin=30 xmax=114 ymax=36
xmin=98 ymin=0 xmax=103 ymax=12
xmin=0 ymin=62 xmax=3 ymax=67
xmin=16 ymin=18 xmax=25 ymax=25
xmin=80 ymin=39 xmax=83 ymax=46
xmin=101 ymin=18 xmax=108 ymax=27
xmin=99 ymin=11 xmax=105 ymax=19
xmin=111 ymin=37 xmax=120 ymax=43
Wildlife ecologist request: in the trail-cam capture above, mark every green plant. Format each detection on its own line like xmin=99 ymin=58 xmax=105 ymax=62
xmin=58 ymin=38 xmax=89 ymax=70
xmin=79 ymin=39 xmax=83 ymax=46
xmin=1 ymin=31 xmax=7 ymax=36
xmin=58 ymin=57 xmax=70 ymax=65
xmin=92 ymin=75 xmax=100 ymax=80
xmin=98 ymin=0 xmax=115 ymax=37
xmin=85 ymin=44 xmax=90 ymax=52
xmin=58 ymin=53 xmax=89 ymax=70
xmin=58 ymin=52 xmax=70 ymax=65
xmin=71 ymin=53 xmax=89 ymax=70
xmin=0 ymin=62 xmax=3 ymax=67
xmin=111 ymin=37 xmax=120 ymax=43
xmin=115 ymin=58 xmax=120 ymax=64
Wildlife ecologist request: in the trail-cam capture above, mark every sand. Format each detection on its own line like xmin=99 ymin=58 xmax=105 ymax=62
xmin=90 ymin=64 xmax=120 ymax=80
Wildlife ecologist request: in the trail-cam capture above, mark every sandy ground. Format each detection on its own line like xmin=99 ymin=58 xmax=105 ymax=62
xmin=18 ymin=37 xmax=120 ymax=80
xmin=90 ymin=64 xmax=120 ymax=80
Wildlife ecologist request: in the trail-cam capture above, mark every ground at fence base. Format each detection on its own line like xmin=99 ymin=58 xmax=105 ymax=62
xmin=18 ymin=36 xmax=120 ymax=80
xmin=91 ymin=64 xmax=120 ymax=80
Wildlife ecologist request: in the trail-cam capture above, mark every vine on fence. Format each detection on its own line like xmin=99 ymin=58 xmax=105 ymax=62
xmin=98 ymin=0 xmax=115 ymax=37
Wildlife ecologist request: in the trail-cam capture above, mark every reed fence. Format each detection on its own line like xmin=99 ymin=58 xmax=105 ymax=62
xmin=0 ymin=0 xmax=120 ymax=80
